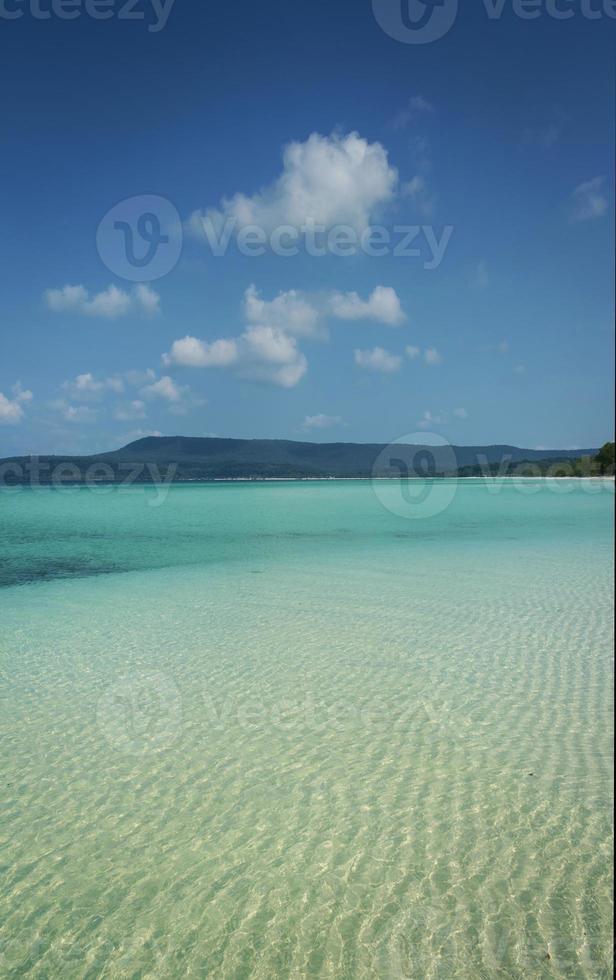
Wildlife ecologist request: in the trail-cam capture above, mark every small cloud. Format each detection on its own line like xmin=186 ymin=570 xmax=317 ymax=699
xmin=329 ymin=286 xmax=405 ymax=326
xmin=479 ymin=339 xmax=509 ymax=355
xmin=52 ymin=401 xmax=99 ymax=424
xmin=405 ymin=345 xmax=421 ymax=360
xmin=12 ymin=382 xmax=33 ymax=403
xmin=113 ymin=400 xmax=147 ymax=421
xmin=453 ymin=407 xmax=468 ymax=419
xmin=570 ymin=177 xmax=608 ymax=223
xmin=471 ymin=260 xmax=489 ymax=290
xmin=62 ymin=372 xmax=125 ymax=400
xmin=302 ymin=414 xmax=344 ymax=431
xmin=392 ymin=94 xmax=434 ymax=130
xmin=245 ymin=285 xmax=323 ymax=339
xmin=514 ymin=364 xmax=526 ymax=375
xmin=402 ymin=175 xmax=436 ymax=217
xmin=417 ymin=409 xmax=447 ymax=429
xmin=188 ymin=131 xmax=398 ymax=239
xmin=424 ymin=347 xmax=443 ymax=366
xmin=44 ymin=283 xmax=161 ymax=318
xmin=163 ymin=336 xmax=239 ymax=368
xmin=354 ymin=346 xmax=402 ymax=373
xmin=141 ymin=375 xmax=187 ymax=403
xmin=0 ymin=391 xmax=25 ymax=425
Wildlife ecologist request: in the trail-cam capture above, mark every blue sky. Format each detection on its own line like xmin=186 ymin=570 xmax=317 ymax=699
xmin=0 ymin=0 xmax=614 ymax=455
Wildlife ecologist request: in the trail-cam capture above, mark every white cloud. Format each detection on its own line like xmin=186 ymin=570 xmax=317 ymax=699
xmin=62 ymin=372 xmax=125 ymax=400
xmin=401 ymin=175 xmax=436 ymax=217
xmin=45 ymin=283 xmax=161 ymax=318
xmin=570 ymin=177 xmax=608 ymax=223
xmin=0 ymin=392 xmax=24 ymax=425
xmin=424 ymin=347 xmax=443 ymax=366
xmin=244 ymin=284 xmax=323 ymax=338
xmin=12 ymin=382 xmax=33 ymax=403
xmin=303 ymin=414 xmax=343 ymax=430
xmin=189 ymin=131 xmax=398 ymax=237
xmin=113 ymin=400 xmax=147 ymax=421
xmin=238 ymin=326 xmax=308 ymax=388
xmin=405 ymin=345 xmax=421 ymax=359
xmin=0 ymin=383 xmax=34 ymax=425
xmin=417 ymin=410 xmax=447 ymax=429
xmin=453 ymin=407 xmax=468 ymax=419
xmin=53 ymin=402 xmax=99 ymax=424
xmin=163 ymin=336 xmax=239 ymax=368
xmin=45 ymin=284 xmax=89 ymax=312
xmin=141 ymin=376 xmax=187 ymax=403
xmin=329 ymin=286 xmax=405 ymax=326
xmin=133 ymin=284 xmax=161 ymax=317
xmin=354 ymin=346 xmax=402 ymax=373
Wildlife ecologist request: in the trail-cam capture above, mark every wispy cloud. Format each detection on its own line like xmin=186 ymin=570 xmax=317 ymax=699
xmin=302 ymin=414 xmax=344 ymax=431
xmin=45 ymin=283 xmax=160 ymax=319
xmin=569 ymin=177 xmax=609 ymax=223
xmin=392 ymin=94 xmax=434 ymax=131
xmin=354 ymin=347 xmax=402 ymax=373
xmin=424 ymin=347 xmax=443 ymax=366
xmin=471 ymin=259 xmax=489 ymax=290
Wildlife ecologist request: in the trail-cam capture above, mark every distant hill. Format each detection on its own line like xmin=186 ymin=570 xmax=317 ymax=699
xmin=0 ymin=436 xmax=602 ymax=483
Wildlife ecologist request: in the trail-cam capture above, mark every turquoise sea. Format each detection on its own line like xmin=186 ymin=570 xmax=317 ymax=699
xmin=0 ymin=479 xmax=613 ymax=978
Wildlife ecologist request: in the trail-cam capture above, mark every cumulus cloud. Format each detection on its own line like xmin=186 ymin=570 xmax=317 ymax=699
xmin=163 ymin=336 xmax=239 ymax=368
xmin=570 ymin=177 xmax=609 ymax=223
xmin=405 ymin=345 xmax=421 ymax=359
xmin=0 ymin=383 xmax=33 ymax=425
xmin=45 ymin=283 xmax=161 ymax=318
xmin=0 ymin=393 xmax=24 ymax=425
xmin=62 ymin=373 xmax=125 ymax=400
xmin=424 ymin=347 xmax=443 ymax=366
xmin=354 ymin=347 xmax=402 ymax=373
xmin=141 ymin=375 xmax=187 ymax=403
xmin=189 ymin=131 xmax=398 ymax=238
xmin=329 ymin=286 xmax=405 ymax=326
xmin=238 ymin=326 xmax=308 ymax=388
xmin=302 ymin=414 xmax=343 ymax=431
xmin=162 ymin=283 xmax=408 ymax=391
xmin=244 ymin=284 xmax=323 ymax=338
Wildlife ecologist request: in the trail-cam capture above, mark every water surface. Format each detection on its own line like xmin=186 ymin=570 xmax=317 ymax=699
xmin=0 ymin=481 xmax=613 ymax=978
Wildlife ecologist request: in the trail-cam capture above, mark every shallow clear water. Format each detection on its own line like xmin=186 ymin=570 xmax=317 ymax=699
xmin=0 ymin=480 xmax=613 ymax=978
